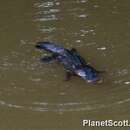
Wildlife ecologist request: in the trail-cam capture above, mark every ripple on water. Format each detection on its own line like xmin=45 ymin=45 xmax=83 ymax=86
xmin=124 ymin=81 xmax=130 ymax=85
xmin=0 ymin=0 xmax=130 ymax=114
xmin=76 ymin=0 xmax=88 ymax=3
xmin=37 ymin=14 xmax=58 ymax=22
xmin=0 ymin=97 xmax=130 ymax=112
xmin=0 ymin=48 xmax=130 ymax=113
xmin=34 ymin=1 xmax=55 ymax=8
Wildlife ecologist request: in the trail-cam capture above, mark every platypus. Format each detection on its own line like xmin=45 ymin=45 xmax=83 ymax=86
xmin=35 ymin=42 xmax=102 ymax=83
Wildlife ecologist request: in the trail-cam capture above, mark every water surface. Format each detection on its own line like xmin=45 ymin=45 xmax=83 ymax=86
xmin=0 ymin=0 xmax=130 ymax=130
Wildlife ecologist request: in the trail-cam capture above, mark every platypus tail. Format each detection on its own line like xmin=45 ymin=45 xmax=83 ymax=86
xmin=35 ymin=42 xmax=65 ymax=54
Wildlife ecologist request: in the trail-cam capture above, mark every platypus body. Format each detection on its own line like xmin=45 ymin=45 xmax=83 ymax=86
xmin=36 ymin=42 xmax=101 ymax=83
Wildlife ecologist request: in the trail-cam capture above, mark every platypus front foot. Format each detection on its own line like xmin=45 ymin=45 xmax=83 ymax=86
xmin=64 ymin=71 xmax=73 ymax=81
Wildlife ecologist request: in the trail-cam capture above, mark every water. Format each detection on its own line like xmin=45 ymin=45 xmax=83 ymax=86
xmin=0 ymin=0 xmax=130 ymax=130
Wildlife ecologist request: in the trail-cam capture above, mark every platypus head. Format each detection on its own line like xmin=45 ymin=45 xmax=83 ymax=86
xmin=76 ymin=67 xmax=102 ymax=83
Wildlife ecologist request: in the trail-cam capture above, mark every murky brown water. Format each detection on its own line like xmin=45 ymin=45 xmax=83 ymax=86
xmin=0 ymin=0 xmax=130 ymax=130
